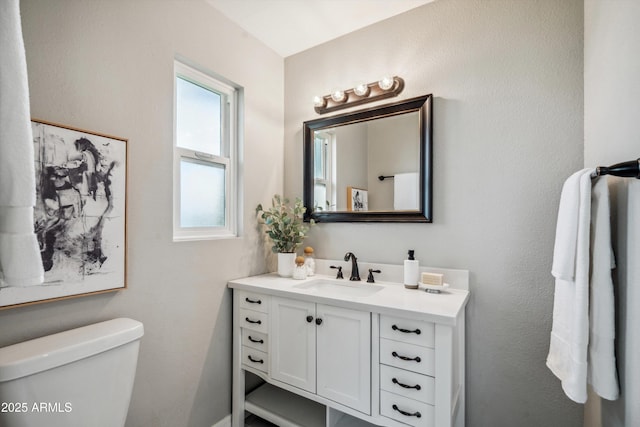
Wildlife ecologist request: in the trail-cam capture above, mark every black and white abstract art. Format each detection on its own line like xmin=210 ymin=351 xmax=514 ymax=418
xmin=0 ymin=120 xmax=127 ymax=308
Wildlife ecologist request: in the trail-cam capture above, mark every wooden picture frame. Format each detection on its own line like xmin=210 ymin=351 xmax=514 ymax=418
xmin=0 ymin=120 xmax=127 ymax=309
xmin=347 ymin=186 xmax=368 ymax=212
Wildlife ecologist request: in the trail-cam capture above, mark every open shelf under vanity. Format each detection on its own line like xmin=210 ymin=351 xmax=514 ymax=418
xmin=246 ymin=383 xmax=376 ymax=427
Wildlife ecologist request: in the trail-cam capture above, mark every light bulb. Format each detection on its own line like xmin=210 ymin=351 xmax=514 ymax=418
xmin=313 ymin=95 xmax=326 ymax=107
xmin=353 ymin=83 xmax=369 ymax=97
xmin=378 ymin=76 xmax=395 ymax=91
xmin=330 ymin=89 xmax=346 ymax=103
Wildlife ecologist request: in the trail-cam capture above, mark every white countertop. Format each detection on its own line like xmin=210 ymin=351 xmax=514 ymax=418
xmin=228 ymin=273 xmax=469 ymax=326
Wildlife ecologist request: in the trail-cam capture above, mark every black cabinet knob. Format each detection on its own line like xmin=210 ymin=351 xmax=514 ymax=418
xmin=306 ymin=315 xmax=313 ymax=323
xmin=315 ymin=318 xmax=323 ymax=325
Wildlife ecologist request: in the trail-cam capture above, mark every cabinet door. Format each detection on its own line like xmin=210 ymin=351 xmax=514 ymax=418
xmin=316 ymin=304 xmax=371 ymax=414
xmin=270 ymin=296 xmax=316 ymax=392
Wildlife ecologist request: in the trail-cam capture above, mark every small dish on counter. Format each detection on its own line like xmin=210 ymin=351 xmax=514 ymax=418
xmin=419 ymin=282 xmax=450 ymax=293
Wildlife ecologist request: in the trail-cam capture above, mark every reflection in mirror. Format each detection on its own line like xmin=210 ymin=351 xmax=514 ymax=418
xmin=314 ymin=112 xmax=420 ymax=212
xmin=303 ymin=95 xmax=432 ymax=223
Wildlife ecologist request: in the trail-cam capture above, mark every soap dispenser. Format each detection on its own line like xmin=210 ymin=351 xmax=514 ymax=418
xmin=403 ymin=250 xmax=419 ymax=289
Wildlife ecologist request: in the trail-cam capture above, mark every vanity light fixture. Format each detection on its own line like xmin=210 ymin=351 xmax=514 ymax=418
xmin=313 ymin=76 xmax=405 ymax=114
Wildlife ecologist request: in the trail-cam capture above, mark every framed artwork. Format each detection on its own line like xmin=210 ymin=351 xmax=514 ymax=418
xmin=0 ymin=120 xmax=127 ymax=309
xmin=347 ymin=186 xmax=368 ymax=212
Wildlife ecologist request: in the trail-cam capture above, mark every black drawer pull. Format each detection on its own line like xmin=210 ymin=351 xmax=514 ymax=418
xmin=248 ymin=336 xmax=264 ymax=344
xmin=392 ymin=351 xmax=421 ymax=363
xmin=315 ymin=318 xmax=323 ymax=326
xmin=392 ymin=378 xmax=422 ymax=390
xmin=392 ymin=404 xmax=421 ymax=418
xmin=247 ymin=355 xmax=264 ymax=364
xmin=306 ymin=315 xmax=314 ymax=323
xmin=245 ymin=317 xmax=262 ymax=325
xmin=245 ymin=297 xmax=262 ymax=305
xmin=392 ymin=324 xmax=421 ymax=335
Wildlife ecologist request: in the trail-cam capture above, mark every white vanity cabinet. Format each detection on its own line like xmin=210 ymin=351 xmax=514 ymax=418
xmin=316 ymin=303 xmax=371 ymax=414
xmin=378 ymin=315 xmax=437 ymax=427
xmin=238 ymin=291 xmax=270 ymax=374
xmin=271 ymin=296 xmax=371 ymax=414
xmin=229 ymin=269 xmax=468 ymax=427
xmin=270 ymin=297 xmax=316 ymax=392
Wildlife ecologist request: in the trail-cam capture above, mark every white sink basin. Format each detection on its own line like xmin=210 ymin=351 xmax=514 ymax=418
xmin=293 ymin=279 xmax=383 ymax=298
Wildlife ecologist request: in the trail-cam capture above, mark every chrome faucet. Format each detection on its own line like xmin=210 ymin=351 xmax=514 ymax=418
xmin=344 ymin=252 xmax=360 ymax=281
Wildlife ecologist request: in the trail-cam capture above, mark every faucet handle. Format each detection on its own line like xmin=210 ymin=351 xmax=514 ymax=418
xmin=330 ymin=265 xmax=344 ymax=279
xmin=367 ymin=269 xmax=381 ymax=283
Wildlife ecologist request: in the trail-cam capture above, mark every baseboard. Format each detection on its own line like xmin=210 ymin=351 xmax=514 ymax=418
xmin=212 ymin=414 xmax=231 ymax=427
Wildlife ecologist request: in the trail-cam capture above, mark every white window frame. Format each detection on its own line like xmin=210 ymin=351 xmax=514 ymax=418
xmin=173 ymin=60 xmax=239 ymax=241
xmin=314 ymin=131 xmax=336 ymax=211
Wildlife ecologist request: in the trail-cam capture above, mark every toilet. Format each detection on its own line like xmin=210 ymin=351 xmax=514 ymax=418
xmin=0 ymin=318 xmax=144 ymax=427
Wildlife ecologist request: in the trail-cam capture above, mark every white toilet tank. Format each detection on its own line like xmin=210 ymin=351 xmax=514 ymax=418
xmin=0 ymin=318 xmax=144 ymax=427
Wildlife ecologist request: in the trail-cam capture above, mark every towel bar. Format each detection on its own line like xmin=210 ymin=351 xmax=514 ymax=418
xmin=591 ymin=158 xmax=640 ymax=179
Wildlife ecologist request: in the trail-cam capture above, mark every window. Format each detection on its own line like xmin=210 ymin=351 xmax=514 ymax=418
xmin=313 ymin=131 xmax=335 ymax=211
xmin=173 ymin=60 xmax=240 ymax=240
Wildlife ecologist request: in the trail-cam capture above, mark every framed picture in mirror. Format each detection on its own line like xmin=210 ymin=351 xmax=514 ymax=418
xmin=347 ymin=186 xmax=368 ymax=211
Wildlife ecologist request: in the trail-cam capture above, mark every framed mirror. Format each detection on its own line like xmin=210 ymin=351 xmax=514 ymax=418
xmin=303 ymin=94 xmax=432 ymax=222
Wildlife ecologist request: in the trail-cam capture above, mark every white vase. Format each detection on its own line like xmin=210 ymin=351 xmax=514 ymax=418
xmin=277 ymin=252 xmax=296 ymax=277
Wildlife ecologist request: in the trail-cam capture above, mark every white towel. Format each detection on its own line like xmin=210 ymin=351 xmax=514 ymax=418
xmin=547 ymin=168 xmax=593 ymax=403
xmin=588 ymin=176 xmax=619 ymax=400
xmin=552 ymin=170 xmax=586 ymax=281
xmin=393 ymin=172 xmax=419 ymax=210
xmin=0 ymin=0 xmax=44 ymax=286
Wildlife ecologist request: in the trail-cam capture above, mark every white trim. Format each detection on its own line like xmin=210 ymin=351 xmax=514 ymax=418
xmin=172 ymin=59 xmax=240 ymax=241
xmin=313 ymin=131 xmax=335 ymax=211
xmin=175 ymin=61 xmax=236 ymax=100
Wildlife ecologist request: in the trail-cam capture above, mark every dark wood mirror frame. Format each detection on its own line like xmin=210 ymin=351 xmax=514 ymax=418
xmin=303 ymin=94 xmax=433 ymax=223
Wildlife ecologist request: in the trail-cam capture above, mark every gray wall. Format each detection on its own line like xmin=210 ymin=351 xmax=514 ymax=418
xmin=367 ymin=113 xmax=419 ymax=211
xmin=334 ymin=122 xmax=368 ymax=211
xmin=1 ymin=1 xmax=283 ymax=426
xmin=584 ymin=1 xmax=640 ymax=426
xmin=285 ymin=1 xmax=584 ymax=426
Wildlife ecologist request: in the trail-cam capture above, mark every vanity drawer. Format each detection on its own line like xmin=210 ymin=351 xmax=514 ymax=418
xmin=380 ymin=364 xmax=434 ymax=404
xmin=239 ymin=291 xmax=270 ymax=313
xmin=380 ymin=390 xmax=434 ymax=427
xmin=380 ymin=315 xmax=434 ymax=348
xmin=380 ymin=338 xmax=434 ymax=376
xmin=242 ymin=329 xmax=268 ymax=352
xmin=242 ymin=346 xmax=268 ymax=373
xmin=239 ymin=308 xmax=268 ymax=333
